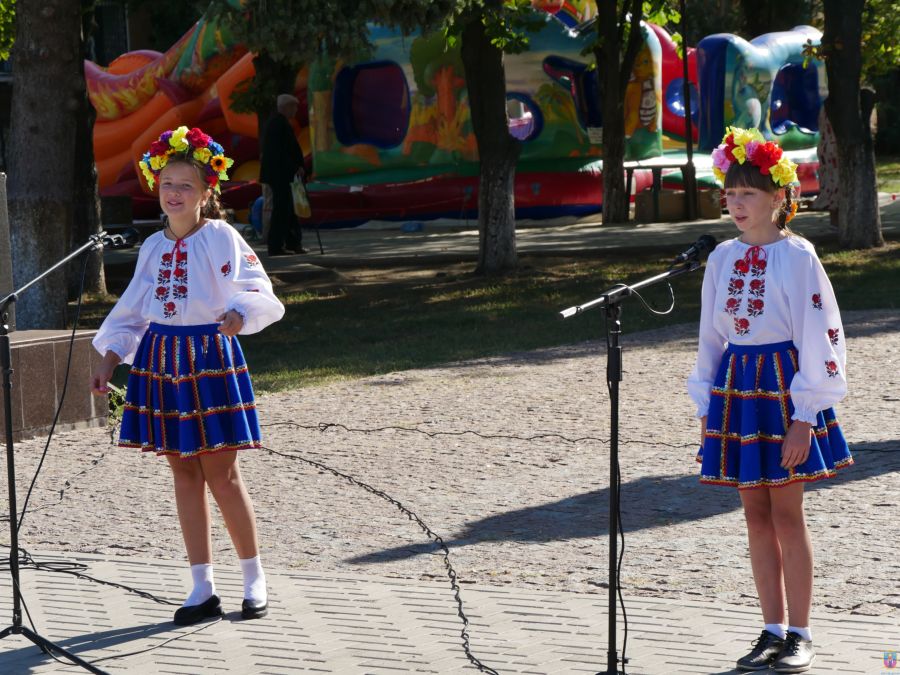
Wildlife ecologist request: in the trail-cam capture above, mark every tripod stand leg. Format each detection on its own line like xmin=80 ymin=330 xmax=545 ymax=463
xmin=17 ymin=626 xmax=108 ymax=674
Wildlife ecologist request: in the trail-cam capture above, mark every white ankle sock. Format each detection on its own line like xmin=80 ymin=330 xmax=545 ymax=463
xmin=765 ymin=623 xmax=787 ymax=639
xmin=788 ymin=626 xmax=812 ymax=641
xmin=184 ymin=563 xmax=215 ymax=607
xmin=240 ymin=555 xmax=267 ymax=604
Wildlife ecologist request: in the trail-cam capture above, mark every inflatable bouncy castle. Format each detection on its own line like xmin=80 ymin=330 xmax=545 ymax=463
xmin=86 ymin=4 xmax=826 ymax=225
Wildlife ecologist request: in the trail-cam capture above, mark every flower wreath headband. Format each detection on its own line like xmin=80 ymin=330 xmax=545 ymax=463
xmin=711 ymin=127 xmax=800 ymax=223
xmin=711 ymin=127 xmax=798 ymax=188
xmin=139 ymin=126 xmax=234 ymax=193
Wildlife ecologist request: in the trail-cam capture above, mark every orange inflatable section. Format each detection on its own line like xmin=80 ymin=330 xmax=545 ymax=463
xmin=217 ymin=53 xmax=258 ymax=138
xmin=106 ymin=50 xmax=160 ymax=76
xmin=94 ymin=92 xmax=174 ymax=161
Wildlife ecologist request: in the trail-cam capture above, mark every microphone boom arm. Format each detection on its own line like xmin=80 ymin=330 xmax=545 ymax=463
xmin=559 ymin=259 xmax=700 ymax=319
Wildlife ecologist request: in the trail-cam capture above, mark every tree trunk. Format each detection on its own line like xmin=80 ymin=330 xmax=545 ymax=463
xmin=8 ymin=0 xmax=81 ymax=328
xmin=461 ymin=14 xmax=520 ymax=275
xmin=70 ymin=0 xmax=106 ymax=298
xmin=823 ymin=0 xmax=883 ymax=249
xmin=597 ymin=0 xmax=643 ymax=225
xmin=0 ymin=173 xmax=14 ymax=329
xmin=252 ymin=52 xmax=296 ymax=141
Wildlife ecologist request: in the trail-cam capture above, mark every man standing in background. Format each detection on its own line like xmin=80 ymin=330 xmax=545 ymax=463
xmin=260 ymin=94 xmax=305 ymax=256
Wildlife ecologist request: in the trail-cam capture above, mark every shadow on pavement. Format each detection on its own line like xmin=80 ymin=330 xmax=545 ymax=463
xmin=348 ymin=439 xmax=898 ymax=564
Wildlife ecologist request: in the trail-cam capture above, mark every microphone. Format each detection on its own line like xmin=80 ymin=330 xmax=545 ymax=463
xmin=673 ymin=234 xmax=717 ymax=264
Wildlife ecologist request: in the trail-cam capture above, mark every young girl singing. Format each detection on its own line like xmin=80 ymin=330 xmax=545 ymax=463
xmin=90 ymin=127 xmax=285 ymax=625
xmin=687 ymin=127 xmax=852 ymax=673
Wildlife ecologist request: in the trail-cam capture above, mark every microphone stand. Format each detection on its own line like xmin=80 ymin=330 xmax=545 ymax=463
xmin=559 ymin=259 xmax=702 ymax=675
xmin=0 ymin=232 xmax=108 ymax=674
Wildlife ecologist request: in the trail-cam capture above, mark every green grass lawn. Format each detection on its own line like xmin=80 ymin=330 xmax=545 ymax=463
xmin=76 ymin=240 xmax=899 ymax=394
xmin=877 ymin=155 xmax=900 ymax=194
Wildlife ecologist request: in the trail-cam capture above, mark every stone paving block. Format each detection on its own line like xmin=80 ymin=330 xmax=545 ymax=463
xmin=0 ymin=552 xmax=895 ymax=673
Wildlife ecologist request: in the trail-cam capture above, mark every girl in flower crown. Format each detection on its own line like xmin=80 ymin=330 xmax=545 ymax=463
xmin=90 ymin=126 xmax=284 ymax=626
xmin=687 ymin=127 xmax=852 ymax=673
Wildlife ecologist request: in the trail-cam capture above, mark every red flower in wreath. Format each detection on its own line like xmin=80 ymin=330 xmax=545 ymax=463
xmin=734 ymin=317 xmax=750 ymax=335
xmin=186 ymin=127 xmax=212 ymax=148
xmin=811 ymin=293 xmax=822 ymax=310
xmin=828 ymin=328 xmax=840 ymax=345
xmin=825 ymin=360 xmax=838 ymax=377
xmin=751 ymin=142 xmax=782 ymax=175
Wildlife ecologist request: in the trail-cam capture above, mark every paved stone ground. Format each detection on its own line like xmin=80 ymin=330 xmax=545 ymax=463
xmin=0 ymin=308 xmax=896 ymax=672
xmin=0 ymin=555 xmax=895 ymax=674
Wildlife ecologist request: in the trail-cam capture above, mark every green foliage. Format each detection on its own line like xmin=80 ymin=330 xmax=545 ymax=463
xmin=861 ymin=0 xmax=900 ymax=79
xmin=0 ymin=0 xmax=15 ymax=61
xmin=445 ymin=0 xmax=544 ymax=55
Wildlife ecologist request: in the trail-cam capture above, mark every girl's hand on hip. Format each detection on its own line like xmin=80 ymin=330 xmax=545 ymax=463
xmin=781 ymin=420 xmax=812 ymax=469
xmin=216 ymin=310 xmax=244 ymax=337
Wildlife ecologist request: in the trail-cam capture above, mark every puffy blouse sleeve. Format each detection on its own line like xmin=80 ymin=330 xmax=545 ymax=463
xmin=686 ymin=250 xmax=728 ymax=418
xmin=221 ymin=227 xmax=285 ymax=335
xmin=92 ymin=240 xmax=154 ymax=364
xmin=787 ymin=245 xmax=847 ymax=424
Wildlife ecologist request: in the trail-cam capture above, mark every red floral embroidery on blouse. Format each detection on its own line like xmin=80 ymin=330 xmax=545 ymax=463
xmin=811 ymin=293 xmax=822 ymax=310
xmin=221 ymin=261 xmax=232 ymax=277
xmin=749 ymin=279 xmax=764 ymax=297
xmin=825 ymin=360 xmax=838 ymax=377
xmin=747 ymin=298 xmax=765 ymax=317
xmin=723 ymin=246 xmax=767 ymax=332
xmin=828 ymin=328 xmax=840 ymax=345
xmin=154 ymin=239 xmax=189 ymax=317
xmin=244 ymin=253 xmax=260 ymax=268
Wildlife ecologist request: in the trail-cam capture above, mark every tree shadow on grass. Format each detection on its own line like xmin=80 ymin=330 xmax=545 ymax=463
xmin=348 ymin=439 xmax=899 ymax=565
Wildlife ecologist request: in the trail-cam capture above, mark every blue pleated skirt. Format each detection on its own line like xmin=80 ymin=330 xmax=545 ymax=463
xmin=698 ymin=341 xmax=852 ymax=489
xmin=119 ymin=322 xmax=261 ymax=458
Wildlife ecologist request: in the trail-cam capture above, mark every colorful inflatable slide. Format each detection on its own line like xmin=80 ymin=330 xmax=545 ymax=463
xmin=86 ymin=3 xmax=825 ymax=225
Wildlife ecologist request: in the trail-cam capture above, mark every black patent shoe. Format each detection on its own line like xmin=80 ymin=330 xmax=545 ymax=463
xmin=773 ymin=631 xmax=815 ymax=673
xmin=241 ymin=598 xmax=268 ymax=620
xmin=737 ymin=630 xmax=785 ymax=671
xmin=173 ymin=594 xmax=223 ymax=626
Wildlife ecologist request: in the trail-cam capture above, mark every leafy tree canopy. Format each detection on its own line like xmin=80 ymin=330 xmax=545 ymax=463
xmin=0 ymin=0 xmax=14 ymax=61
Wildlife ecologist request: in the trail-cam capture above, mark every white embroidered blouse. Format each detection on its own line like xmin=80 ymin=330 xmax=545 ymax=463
xmin=93 ymin=219 xmax=285 ymax=364
xmin=686 ymin=235 xmax=847 ymax=425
